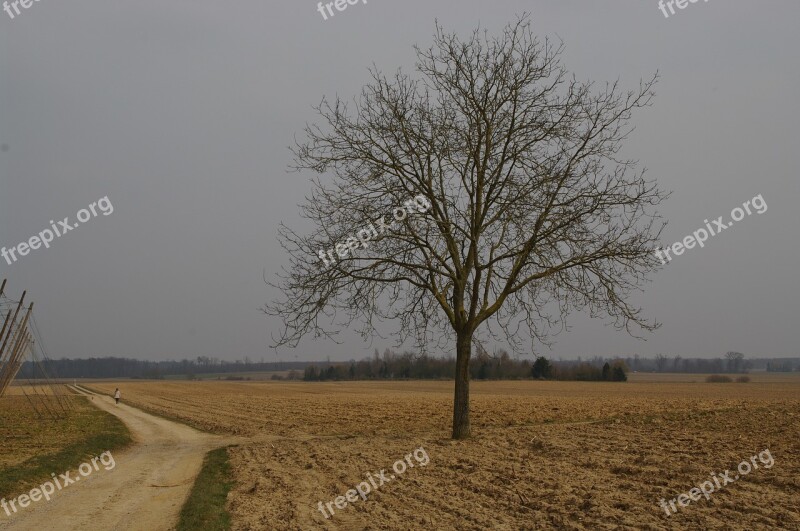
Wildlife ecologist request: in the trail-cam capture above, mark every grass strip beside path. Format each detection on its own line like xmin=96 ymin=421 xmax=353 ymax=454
xmin=176 ymin=446 xmax=235 ymax=531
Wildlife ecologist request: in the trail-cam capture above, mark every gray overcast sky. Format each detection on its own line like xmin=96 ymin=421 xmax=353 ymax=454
xmin=1 ymin=0 xmax=798 ymax=362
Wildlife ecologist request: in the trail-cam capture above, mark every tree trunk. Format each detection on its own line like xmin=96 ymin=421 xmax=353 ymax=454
xmin=452 ymin=329 xmax=472 ymax=439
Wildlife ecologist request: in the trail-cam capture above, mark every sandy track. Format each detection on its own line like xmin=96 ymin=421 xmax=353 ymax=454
xmin=2 ymin=386 xmax=235 ymax=531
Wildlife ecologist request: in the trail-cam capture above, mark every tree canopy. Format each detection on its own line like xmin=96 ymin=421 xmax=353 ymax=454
xmin=267 ymin=16 xmax=667 ymax=438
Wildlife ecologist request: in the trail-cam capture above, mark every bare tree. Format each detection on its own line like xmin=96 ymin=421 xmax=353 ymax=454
xmin=725 ymin=351 xmax=745 ymax=373
xmin=266 ymin=16 xmax=667 ymax=439
xmin=655 ymin=353 xmax=669 ymax=372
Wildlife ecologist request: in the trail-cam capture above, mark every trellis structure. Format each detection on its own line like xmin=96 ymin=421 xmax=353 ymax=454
xmin=0 ymin=279 xmax=73 ymax=419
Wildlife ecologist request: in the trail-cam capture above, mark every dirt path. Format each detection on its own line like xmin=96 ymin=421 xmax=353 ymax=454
xmin=2 ymin=386 xmax=236 ymax=531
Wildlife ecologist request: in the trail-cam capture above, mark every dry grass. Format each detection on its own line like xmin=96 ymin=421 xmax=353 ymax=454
xmin=0 ymin=387 xmax=95 ymax=468
xmin=82 ymin=374 xmax=800 ymax=530
xmin=0 ymin=386 xmax=131 ymax=498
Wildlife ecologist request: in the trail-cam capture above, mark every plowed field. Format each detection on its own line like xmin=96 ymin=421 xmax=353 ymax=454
xmin=88 ymin=374 xmax=800 ymax=530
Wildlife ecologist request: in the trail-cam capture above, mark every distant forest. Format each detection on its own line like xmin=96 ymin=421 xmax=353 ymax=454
xmin=16 ymin=349 xmax=799 ymax=380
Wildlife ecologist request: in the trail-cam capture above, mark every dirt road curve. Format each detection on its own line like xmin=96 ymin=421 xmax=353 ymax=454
xmin=2 ymin=386 xmax=234 ymax=531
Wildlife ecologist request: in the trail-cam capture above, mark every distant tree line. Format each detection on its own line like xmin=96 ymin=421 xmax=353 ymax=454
xmin=301 ymin=349 xmax=629 ymax=382
xmin=18 ymin=357 xmax=310 ymax=380
xmin=625 ymin=352 xmax=798 ymax=373
xmin=765 ymin=360 xmax=797 ymax=372
xmin=16 ymin=351 xmax=798 ymax=380
xmin=529 ymin=357 xmax=628 ymax=382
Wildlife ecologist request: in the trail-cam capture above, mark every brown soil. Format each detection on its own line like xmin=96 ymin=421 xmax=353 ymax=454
xmin=87 ymin=375 xmax=800 ymax=530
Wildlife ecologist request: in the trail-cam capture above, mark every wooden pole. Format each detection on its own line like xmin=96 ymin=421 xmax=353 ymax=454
xmin=0 ymin=330 xmax=27 ymax=395
xmin=0 ymin=303 xmax=32 ymax=397
xmin=0 ymin=310 xmax=12 ymax=366
xmin=0 ymin=331 xmax=24 ymax=394
xmin=0 ymin=279 xmax=12 ymax=372
xmin=0 ymin=324 xmax=25 ymax=394
xmin=0 ymin=291 xmax=25 ymax=365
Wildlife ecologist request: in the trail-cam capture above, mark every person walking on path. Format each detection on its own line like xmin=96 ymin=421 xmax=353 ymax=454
xmin=114 ymin=388 xmax=121 ymax=405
